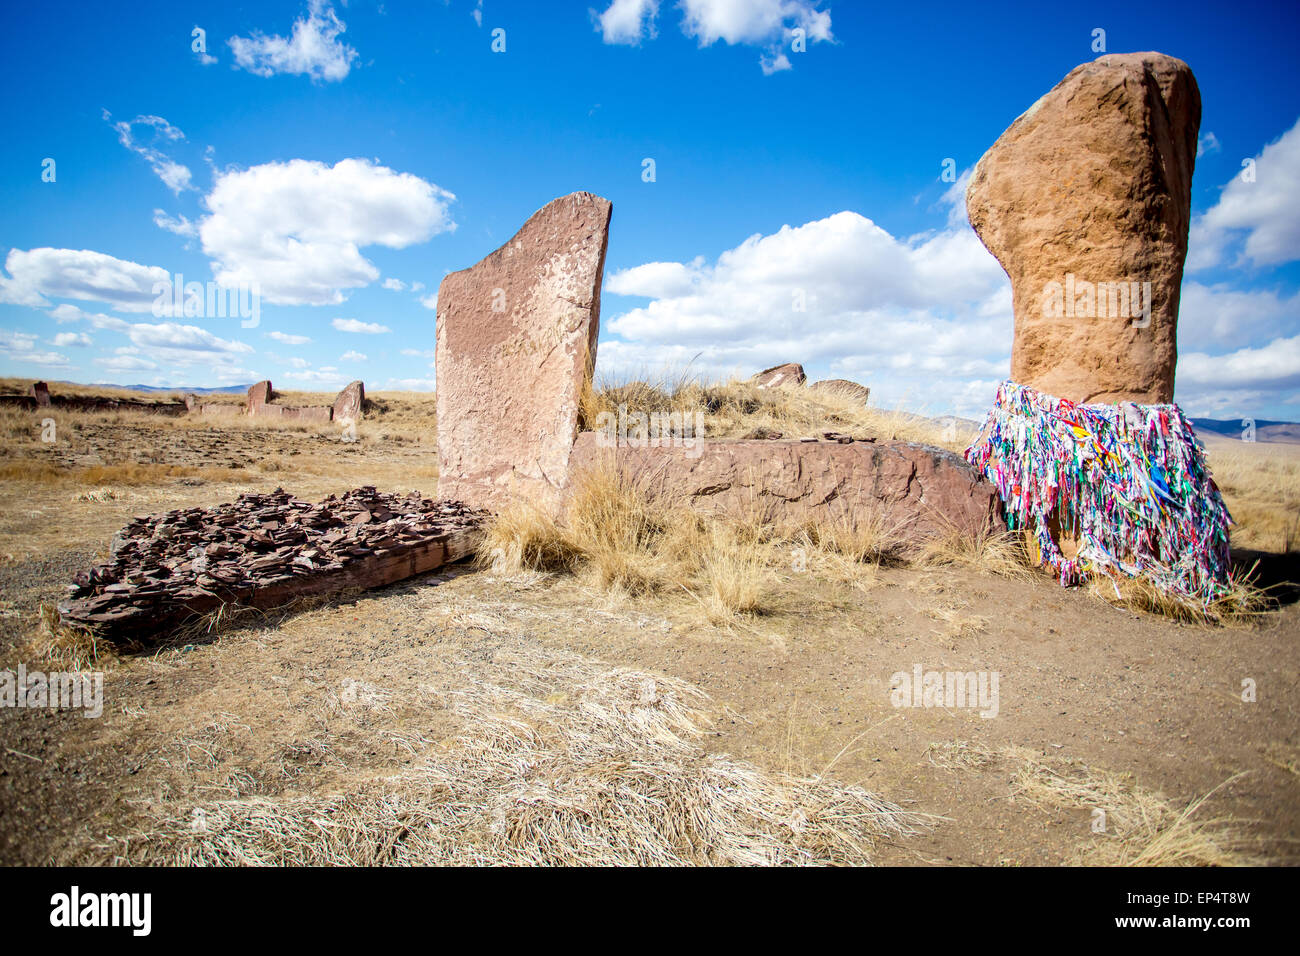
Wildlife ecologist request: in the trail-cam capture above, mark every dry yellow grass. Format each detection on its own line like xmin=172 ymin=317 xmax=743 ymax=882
xmin=92 ymin=635 xmax=921 ymax=866
xmin=582 ymin=370 xmax=973 ymax=451
xmin=1202 ymin=437 xmax=1300 ymax=554
xmin=478 ymin=465 xmax=774 ymax=622
xmin=928 ymin=742 xmax=1263 ymax=866
xmin=1005 ymin=747 xmax=1261 ymax=866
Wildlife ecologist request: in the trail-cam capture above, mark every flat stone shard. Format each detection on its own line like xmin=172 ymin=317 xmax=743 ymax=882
xmin=30 ymin=381 xmax=50 ymax=407
xmin=753 ymin=363 xmax=806 ymax=389
xmin=333 ymin=380 xmax=365 ymax=422
xmin=570 ymin=434 xmax=1005 ymax=546
xmin=436 ymin=191 xmax=613 ymax=513
xmin=966 ymin=52 xmax=1200 ymax=404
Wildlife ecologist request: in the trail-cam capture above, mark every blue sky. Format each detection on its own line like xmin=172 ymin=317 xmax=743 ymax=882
xmin=1 ymin=0 xmax=1297 ymax=419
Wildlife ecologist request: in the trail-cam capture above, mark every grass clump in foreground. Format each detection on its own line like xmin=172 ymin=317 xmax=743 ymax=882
xmin=477 ymin=464 xmax=1023 ymax=624
xmin=928 ymin=742 xmax=1265 ymax=866
xmin=95 ymin=635 xmax=922 ymax=865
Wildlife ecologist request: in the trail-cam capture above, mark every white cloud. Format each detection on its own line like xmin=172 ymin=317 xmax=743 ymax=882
xmin=47 ymin=304 xmax=131 ymax=331
xmin=229 ymin=0 xmax=359 ymax=82
xmin=387 ymin=377 xmax=436 ymax=391
xmin=1188 ymin=116 xmax=1300 ymax=270
xmin=601 ymin=209 xmax=1011 ymax=416
xmin=0 ymin=329 xmax=72 ymax=369
xmin=332 ymin=318 xmax=390 ymax=334
xmin=124 ymin=322 xmax=254 ymax=368
xmin=0 ymin=247 xmax=170 ymax=312
xmin=594 ymin=0 xmax=830 ymax=71
xmin=199 ymin=158 xmax=456 ymax=305
xmin=419 ymin=293 xmax=438 ymax=310
xmin=154 ymin=209 xmax=198 ymax=237
xmin=382 ymin=277 xmax=406 ymax=291
xmin=592 ymin=0 xmax=659 ymax=45
xmin=283 ymin=366 xmax=347 ymax=386
xmin=266 ymin=330 xmax=312 ymax=345
xmin=1197 ymin=131 xmax=1221 ymax=158
xmin=1178 ymin=281 xmax=1300 ymax=348
xmin=52 ymin=332 xmax=92 ymax=347
xmin=1174 ymin=335 xmax=1300 ymax=418
xmin=472 ymin=1 xmax=484 ymax=28
xmin=340 ymin=350 xmax=367 ymax=361
xmin=679 ymin=0 xmax=832 ymax=46
xmin=106 ymin=112 xmax=194 ymax=194
xmin=97 ymin=348 xmax=158 ymax=373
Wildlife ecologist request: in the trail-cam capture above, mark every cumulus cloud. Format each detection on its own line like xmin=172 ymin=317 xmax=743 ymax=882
xmin=154 ymin=209 xmax=198 ymax=237
xmin=381 ymin=277 xmax=406 ymax=291
xmin=47 ymin=304 xmax=131 ymax=331
xmin=340 ymin=350 xmax=367 ymax=361
xmin=199 ymin=158 xmax=455 ymax=305
xmin=679 ymin=0 xmax=831 ymax=46
xmin=593 ymin=0 xmax=830 ymax=71
xmin=0 ymin=329 xmax=72 ymax=368
xmin=106 ymin=112 xmax=194 ymax=194
xmin=0 ymin=247 xmax=170 ymax=312
xmin=332 ymin=318 xmax=390 ymax=334
xmin=124 ymin=322 xmax=254 ymax=369
xmin=97 ymin=348 xmax=158 ymax=373
xmin=283 ymin=365 xmax=347 ymax=386
xmin=1187 ymin=116 xmax=1300 ymax=270
xmin=592 ymin=0 xmax=659 ymax=45
xmin=52 ymin=332 xmax=93 ymax=347
xmin=601 ymin=208 xmax=1011 ymax=416
xmin=419 ymin=293 xmax=438 ymax=310
xmin=266 ymin=331 xmax=311 ymax=346
xmin=229 ymin=0 xmax=359 ymax=82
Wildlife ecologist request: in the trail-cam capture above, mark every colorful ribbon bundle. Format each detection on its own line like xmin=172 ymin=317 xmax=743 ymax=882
xmin=965 ymin=381 xmax=1234 ymax=603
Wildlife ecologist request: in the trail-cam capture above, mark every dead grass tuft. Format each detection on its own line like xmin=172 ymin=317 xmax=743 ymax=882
xmin=1006 ymin=747 xmax=1261 ymax=866
xmin=96 ymin=636 xmax=921 ymax=865
xmin=9 ymin=603 xmax=114 ymax=672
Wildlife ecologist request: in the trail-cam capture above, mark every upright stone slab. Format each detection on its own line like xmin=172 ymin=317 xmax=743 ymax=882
xmin=436 ymin=192 xmax=613 ymax=513
xmin=247 ymin=380 xmax=273 ymax=414
xmin=966 ymin=52 xmax=1200 ymax=404
xmin=29 ymin=381 xmax=50 ymax=407
xmin=333 ymin=380 xmax=365 ymax=422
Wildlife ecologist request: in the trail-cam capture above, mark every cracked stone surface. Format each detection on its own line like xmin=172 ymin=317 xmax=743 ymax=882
xmin=569 ymin=434 xmax=1005 ymax=547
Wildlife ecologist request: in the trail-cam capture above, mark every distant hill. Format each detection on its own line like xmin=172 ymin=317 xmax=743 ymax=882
xmin=1189 ymin=417 xmax=1300 ymax=445
xmin=72 ymin=382 xmax=251 ymax=395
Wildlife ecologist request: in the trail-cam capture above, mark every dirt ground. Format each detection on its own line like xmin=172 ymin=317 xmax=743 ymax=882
xmin=0 ymin=406 xmax=1297 ymax=866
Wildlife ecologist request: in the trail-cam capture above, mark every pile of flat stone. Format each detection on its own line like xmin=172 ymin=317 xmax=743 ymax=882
xmin=59 ymin=487 xmax=486 ymax=642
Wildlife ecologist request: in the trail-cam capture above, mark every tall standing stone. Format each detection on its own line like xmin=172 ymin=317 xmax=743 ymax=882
xmin=30 ymin=381 xmax=50 ymax=407
xmin=435 ymin=192 xmax=613 ymax=512
xmin=966 ymin=52 xmax=1200 ymax=404
xmin=247 ymin=380 xmax=273 ymax=414
xmin=333 ymin=381 xmax=365 ymax=422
